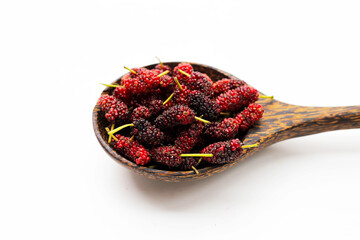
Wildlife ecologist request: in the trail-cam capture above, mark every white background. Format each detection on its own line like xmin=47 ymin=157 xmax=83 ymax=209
xmin=1 ymin=0 xmax=360 ymax=239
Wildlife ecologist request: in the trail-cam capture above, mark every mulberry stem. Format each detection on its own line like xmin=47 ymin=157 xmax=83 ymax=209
xmin=108 ymin=123 xmax=134 ymax=135
xmin=106 ymin=126 xmax=118 ymax=143
xmin=174 ymin=77 xmax=183 ymax=91
xmin=180 ymin=153 xmax=213 ymax=157
xmin=259 ymin=95 xmax=274 ymax=99
xmin=101 ymin=83 xmax=121 ymax=88
xmin=191 ymin=166 xmax=199 ymax=174
xmin=124 ymin=66 xmax=137 ymax=74
xmin=163 ymin=93 xmax=174 ymax=105
xmin=178 ymin=69 xmax=191 ymax=78
xmin=242 ymin=143 xmax=259 ymax=149
xmin=194 ymin=116 xmax=211 ymax=124
xmin=220 ymin=112 xmax=230 ymax=116
xmin=155 ymin=56 xmax=164 ymax=68
xmin=157 ymin=70 xmax=169 ymax=78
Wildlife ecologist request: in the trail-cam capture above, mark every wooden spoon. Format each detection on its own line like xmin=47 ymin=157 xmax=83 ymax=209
xmin=93 ymin=62 xmax=360 ymax=182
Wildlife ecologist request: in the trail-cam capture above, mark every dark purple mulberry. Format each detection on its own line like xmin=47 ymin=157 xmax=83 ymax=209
xmin=154 ymin=105 xmax=195 ymax=129
xmin=151 ymin=146 xmax=182 ymax=168
xmin=201 ymin=139 xmax=243 ymax=164
xmin=203 ymin=118 xmax=240 ymax=140
xmin=131 ymin=119 xmax=164 ymax=146
xmin=188 ymin=91 xmax=220 ymax=120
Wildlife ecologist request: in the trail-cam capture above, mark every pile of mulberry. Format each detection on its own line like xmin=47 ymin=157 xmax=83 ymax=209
xmin=97 ymin=61 xmax=268 ymax=171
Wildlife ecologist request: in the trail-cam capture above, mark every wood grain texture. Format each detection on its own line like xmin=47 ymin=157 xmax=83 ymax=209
xmin=93 ymin=62 xmax=360 ymax=182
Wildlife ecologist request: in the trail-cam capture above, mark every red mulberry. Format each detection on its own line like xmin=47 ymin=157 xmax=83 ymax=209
xmin=174 ymin=122 xmax=204 ymax=153
xmin=203 ymin=118 xmax=240 ymax=140
xmin=235 ymin=103 xmax=264 ymax=132
xmin=201 ymin=139 xmax=243 ymax=164
xmin=155 ymin=63 xmax=172 ymax=74
xmin=98 ymin=95 xmax=129 ymax=123
xmin=173 ymin=62 xmax=193 ymax=81
xmin=216 ymin=84 xmax=259 ymax=112
xmin=114 ymin=135 xmax=150 ymax=165
xmin=151 ymin=146 xmax=182 ymax=168
xmin=213 ymin=78 xmax=246 ymax=95
xmin=154 ymin=105 xmax=195 ymax=129
xmin=131 ymin=106 xmax=151 ymax=121
xmin=182 ymin=71 xmax=214 ymax=97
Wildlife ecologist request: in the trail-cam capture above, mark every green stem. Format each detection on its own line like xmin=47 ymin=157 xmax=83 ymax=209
xmin=155 ymin=56 xmax=164 ymax=68
xmin=158 ymin=70 xmax=169 ymax=78
xmin=178 ymin=69 xmax=191 ymax=78
xmin=259 ymin=95 xmax=274 ymax=99
xmin=174 ymin=77 xmax=183 ymax=91
xmin=101 ymin=83 xmax=120 ymax=88
xmin=163 ymin=93 xmax=174 ymax=105
xmin=108 ymin=123 xmax=134 ymax=135
xmin=194 ymin=116 xmax=211 ymax=124
xmin=242 ymin=143 xmax=259 ymax=149
xmin=124 ymin=66 xmax=137 ymax=74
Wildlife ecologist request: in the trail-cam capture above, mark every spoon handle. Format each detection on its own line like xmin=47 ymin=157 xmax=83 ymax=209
xmin=254 ymin=101 xmax=360 ymax=145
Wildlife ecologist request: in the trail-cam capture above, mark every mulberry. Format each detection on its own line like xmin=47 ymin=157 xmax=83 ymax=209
xmin=213 ymin=78 xmax=246 ymax=95
xmin=151 ymin=146 xmax=182 ymax=168
xmin=114 ymin=135 xmax=150 ymax=165
xmin=154 ymin=105 xmax=195 ymax=129
xmin=216 ymin=84 xmax=259 ymax=112
xmin=131 ymin=106 xmax=151 ymax=121
xmin=131 ymin=119 xmax=164 ymax=146
xmin=174 ymin=122 xmax=204 ymax=153
xmin=235 ymin=103 xmax=264 ymax=132
xmin=201 ymin=139 xmax=243 ymax=164
xmin=203 ymin=118 xmax=240 ymax=140
xmin=188 ymin=91 xmax=220 ymax=120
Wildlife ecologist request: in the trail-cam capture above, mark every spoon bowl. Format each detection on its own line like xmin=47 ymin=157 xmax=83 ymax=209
xmin=93 ymin=62 xmax=360 ymax=182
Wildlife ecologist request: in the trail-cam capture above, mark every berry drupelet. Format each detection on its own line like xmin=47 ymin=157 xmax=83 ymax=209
xmin=174 ymin=122 xmax=204 ymax=153
xmin=213 ymin=78 xmax=246 ymax=95
xmin=172 ymin=85 xmax=192 ymax=105
xmin=154 ymin=105 xmax=195 ymax=129
xmin=151 ymin=146 xmax=182 ymax=168
xmin=114 ymin=135 xmax=150 ymax=165
xmin=131 ymin=119 xmax=164 ymax=146
xmin=203 ymin=118 xmax=240 ymax=140
xmin=188 ymin=91 xmax=220 ymax=120
xmin=235 ymin=103 xmax=264 ymax=132
xmin=113 ymin=86 xmax=132 ymax=104
xmin=201 ymin=139 xmax=243 ymax=164
xmin=155 ymin=63 xmax=172 ymax=74
xmin=216 ymin=84 xmax=259 ymax=112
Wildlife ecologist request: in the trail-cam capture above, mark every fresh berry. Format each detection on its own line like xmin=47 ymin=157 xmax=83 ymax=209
xmin=183 ymin=71 xmax=214 ymax=97
xmin=154 ymin=105 xmax=195 ymax=129
xmin=188 ymin=91 xmax=220 ymax=120
xmin=155 ymin=64 xmax=172 ymax=74
xmin=131 ymin=106 xmax=151 ymax=121
xmin=131 ymin=119 xmax=164 ymax=146
xmin=216 ymin=84 xmax=259 ymax=112
xmin=147 ymin=99 xmax=164 ymax=116
xmin=151 ymin=146 xmax=182 ymax=168
xmin=113 ymin=86 xmax=131 ymax=104
xmin=173 ymin=62 xmax=193 ymax=81
xmin=213 ymin=78 xmax=246 ymax=95
xmin=203 ymin=118 xmax=240 ymax=140
xmin=172 ymin=85 xmax=192 ymax=105
xmin=114 ymin=135 xmax=150 ymax=165
xmin=97 ymin=95 xmax=129 ymax=123
xmin=201 ymin=139 xmax=243 ymax=164
xmin=174 ymin=122 xmax=204 ymax=153
xmin=235 ymin=103 xmax=264 ymax=132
